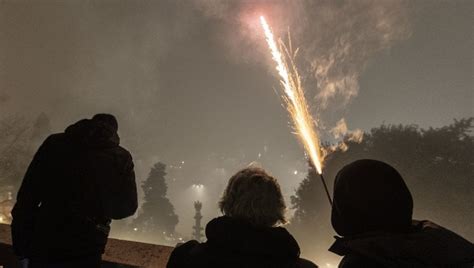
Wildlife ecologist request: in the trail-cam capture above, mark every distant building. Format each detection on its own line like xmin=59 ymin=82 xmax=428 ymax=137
xmin=192 ymin=201 xmax=204 ymax=242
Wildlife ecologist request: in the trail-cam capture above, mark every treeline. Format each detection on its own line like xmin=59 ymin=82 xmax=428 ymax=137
xmin=0 ymin=113 xmax=51 ymax=196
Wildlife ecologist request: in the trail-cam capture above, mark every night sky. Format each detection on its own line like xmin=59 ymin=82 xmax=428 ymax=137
xmin=1 ymin=0 xmax=472 ymax=262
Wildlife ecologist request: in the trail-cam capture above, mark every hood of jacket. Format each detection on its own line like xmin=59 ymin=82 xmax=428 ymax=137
xmin=64 ymin=119 xmax=119 ymax=149
xmin=329 ymin=220 xmax=474 ymax=267
xmin=331 ymin=159 xmax=413 ymax=236
xmin=205 ymin=216 xmax=300 ymax=260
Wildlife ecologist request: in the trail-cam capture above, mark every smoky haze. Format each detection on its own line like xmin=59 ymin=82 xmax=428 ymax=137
xmin=1 ymin=0 xmax=472 ymax=265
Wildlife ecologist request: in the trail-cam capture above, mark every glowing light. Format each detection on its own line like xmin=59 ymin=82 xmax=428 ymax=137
xmin=260 ymin=16 xmax=324 ymax=174
xmin=294 ymin=170 xmax=298 ymax=175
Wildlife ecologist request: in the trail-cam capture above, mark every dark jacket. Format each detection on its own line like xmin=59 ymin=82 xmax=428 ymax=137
xmin=11 ymin=119 xmax=138 ymax=261
xmin=330 ymin=159 xmax=474 ymax=267
xmin=329 ymin=220 xmax=474 ymax=267
xmin=167 ymin=216 xmax=316 ymax=268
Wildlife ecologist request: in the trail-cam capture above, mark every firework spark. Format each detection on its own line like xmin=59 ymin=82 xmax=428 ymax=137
xmin=260 ymin=16 xmax=324 ymax=174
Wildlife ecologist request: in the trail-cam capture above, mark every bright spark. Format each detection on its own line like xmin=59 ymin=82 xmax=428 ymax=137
xmin=260 ymin=16 xmax=324 ymax=174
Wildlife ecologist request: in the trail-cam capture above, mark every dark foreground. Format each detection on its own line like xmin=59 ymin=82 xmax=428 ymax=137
xmin=0 ymin=224 xmax=172 ymax=268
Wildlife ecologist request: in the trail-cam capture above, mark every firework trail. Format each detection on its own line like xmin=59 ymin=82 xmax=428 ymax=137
xmin=260 ymin=16 xmax=324 ymax=175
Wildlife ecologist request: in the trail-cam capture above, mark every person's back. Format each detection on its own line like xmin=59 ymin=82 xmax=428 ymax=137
xmin=329 ymin=159 xmax=474 ymax=267
xmin=170 ymin=216 xmax=304 ymax=268
xmin=11 ymin=114 xmax=138 ymax=267
xmin=167 ymin=166 xmax=318 ymax=268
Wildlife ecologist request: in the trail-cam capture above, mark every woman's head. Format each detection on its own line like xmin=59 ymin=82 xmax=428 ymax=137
xmin=331 ymin=159 xmax=413 ymax=236
xmin=219 ymin=167 xmax=287 ymax=227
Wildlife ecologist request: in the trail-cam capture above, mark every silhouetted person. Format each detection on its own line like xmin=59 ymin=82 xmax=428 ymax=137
xmin=167 ymin=166 xmax=318 ymax=268
xmin=11 ymin=114 xmax=138 ymax=268
xmin=329 ymin=159 xmax=474 ymax=267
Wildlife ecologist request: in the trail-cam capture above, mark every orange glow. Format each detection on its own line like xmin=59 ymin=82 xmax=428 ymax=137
xmin=260 ymin=16 xmax=324 ymax=174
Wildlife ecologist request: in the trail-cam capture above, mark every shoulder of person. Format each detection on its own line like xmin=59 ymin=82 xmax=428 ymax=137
xmin=32 ymin=133 xmax=67 ymax=155
xmin=298 ymin=258 xmax=319 ymax=268
xmin=173 ymin=240 xmax=201 ymax=254
xmin=42 ymin=133 xmax=65 ymax=145
xmin=168 ymin=240 xmax=202 ymax=267
xmin=339 ymin=253 xmax=380 ymax=268
xmin=99 ymin=145 xmax=133 ymax=164
xmin=114 ymin=146 xmax=133 ymax=160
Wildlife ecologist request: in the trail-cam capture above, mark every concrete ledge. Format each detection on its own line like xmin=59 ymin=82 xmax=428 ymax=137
xmin=0 ymin=224 xmax=173 ymax=267
xmin=104 ymin=237 xmax=173 ymax=267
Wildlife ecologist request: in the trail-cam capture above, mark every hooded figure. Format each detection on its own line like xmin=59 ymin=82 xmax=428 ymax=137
xmin=11 ymin=114 xmax=138 ymax=267
xmin=167 ymin=167 xmax=317 ymax=268
xmin=329 ymin=159 xmax=474 ymax=267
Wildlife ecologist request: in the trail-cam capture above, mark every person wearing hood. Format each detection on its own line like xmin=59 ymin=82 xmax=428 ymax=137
xmin=11 ymin=114 xmax=138 ymax=268
xmin=329 ymin=159 xmax=474 ymax=267
xmin=167 ymin=166 xmax=318 ymax=268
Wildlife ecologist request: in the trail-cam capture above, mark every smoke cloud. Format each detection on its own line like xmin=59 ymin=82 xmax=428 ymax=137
xmin=193 ymin=0 xmax=411 ymax=107
xmin=297 ymin=0 xmax=412 ymax=109
xmin=329 ymin=118 xmax=364 ymax=152
xmin=331 ymin=118 xmax=363 ymax=142
xmin=192 ymin=0 xmax=412 ymax=147
xmin=1 ymin=0 xmax=412 ymax=136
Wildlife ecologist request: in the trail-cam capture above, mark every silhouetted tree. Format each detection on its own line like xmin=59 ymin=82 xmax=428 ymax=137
xmin=132 ymin=162 xmax=178 ymax=243
xmin=290 ymin=118 xmax=474 ymax=261
xmin=290 ymin=162 xmax=331 ymax=261
xmin=0 ymin=116 xmax=33 ymax=195
xmin=291 ymin=163 xmax=326 ymax=226
xmin=0 ymin=113 xmax=52 ymax=196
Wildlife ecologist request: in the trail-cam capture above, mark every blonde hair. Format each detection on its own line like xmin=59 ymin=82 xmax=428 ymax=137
xmin=219 ymin=167 xmax=287 ymax=227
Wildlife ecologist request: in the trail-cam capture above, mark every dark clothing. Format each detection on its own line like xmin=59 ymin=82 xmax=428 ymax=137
xmin=330 ymin=159 xmax=474 ymax=267
xmin=331 ymin=159 xmax=413 ymax=237
xmin=329 ymin=220 xmax=474 ymax=268
xmin=167 ymin=216 xmax=316 ymax=268
xmin=11 ymin=119 xmax=138 ymax=262
xmin=30 ymin=253 xmax=102 ymax=268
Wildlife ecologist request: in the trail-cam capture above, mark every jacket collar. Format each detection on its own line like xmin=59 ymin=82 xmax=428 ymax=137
xmin=205 ymin=216 xmax=300 ymax=259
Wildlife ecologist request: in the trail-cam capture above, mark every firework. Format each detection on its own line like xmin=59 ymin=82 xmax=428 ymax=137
xmin=260 ymin=16 xmax=324 ymax=174
xmin=260 ymin=16 xmax=332 ymax=205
